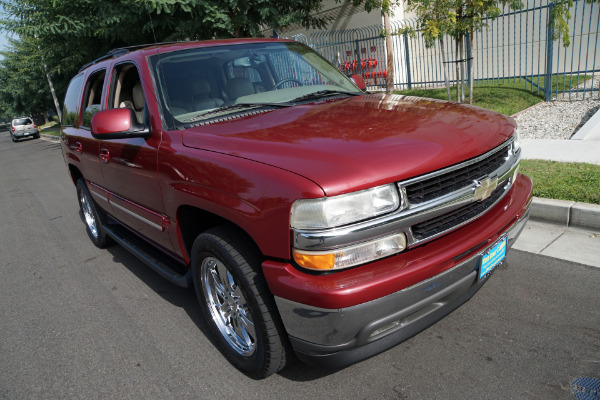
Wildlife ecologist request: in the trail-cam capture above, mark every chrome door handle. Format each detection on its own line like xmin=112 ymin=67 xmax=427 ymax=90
xmin=100 ymin=148 xmax=110 ymax=164
xmin=73 ymin=142 xmax=82 ymax=154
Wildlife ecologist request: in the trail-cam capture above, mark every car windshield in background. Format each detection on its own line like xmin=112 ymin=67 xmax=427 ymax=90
xmin=14 ymin=118 xmax=32 ymax=126
xmin=150 ymin=42 xmax=361 ymax=127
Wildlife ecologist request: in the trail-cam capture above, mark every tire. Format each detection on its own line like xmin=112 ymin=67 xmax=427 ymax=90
xmin=191 ymin=226 xmax=290 ymax=379
xmin=10 ymin=134 xmax=17 ymax=142
xmin=76 ymin=179 xmax=112 ymax=248
xmin=34 ymin=134 xmax=40 ymax=139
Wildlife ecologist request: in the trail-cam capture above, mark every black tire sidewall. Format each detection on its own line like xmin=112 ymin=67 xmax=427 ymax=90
xmin=191 ymin=232 xmax=271 ymax=377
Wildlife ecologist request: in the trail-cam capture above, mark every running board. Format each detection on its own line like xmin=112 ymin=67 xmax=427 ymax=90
xmin=103 ymin=223 xmax=192 ymax=288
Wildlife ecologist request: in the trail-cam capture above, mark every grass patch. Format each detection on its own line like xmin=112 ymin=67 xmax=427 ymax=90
xmin=395 ymin=76 xmax=589 ymax=116
xmin=39 ymin=121 xmax=59 ymax=130
xmin=520 ymin=160 xmax=600 ymax=205
xmin=39 ymin=120 xmax=61 ymax=136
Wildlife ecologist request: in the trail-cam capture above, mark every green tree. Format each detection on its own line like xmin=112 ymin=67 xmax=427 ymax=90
xmin=0 ymin=36 xmax=56 ymax=120
xmin=0 ymin=0 xmax=332 ymax=118
xmin=402 ymin=0 xmax=522 ymax=103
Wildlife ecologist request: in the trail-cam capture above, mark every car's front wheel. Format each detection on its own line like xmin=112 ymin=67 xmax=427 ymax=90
xmin=191 ymin=226 xmax=290 ymax=379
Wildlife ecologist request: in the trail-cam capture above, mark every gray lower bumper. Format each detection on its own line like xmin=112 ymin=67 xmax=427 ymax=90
xmin=14 ymin=129 xmax=39 ymax=137
xmin=276 ymin=206 xmax=530 ymax=368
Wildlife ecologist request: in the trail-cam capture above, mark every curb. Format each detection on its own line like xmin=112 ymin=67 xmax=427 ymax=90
xmin=530 ymin=197 xmax=600 ymax=231
xmin=40 ymin=133 xmax=60 ymax=142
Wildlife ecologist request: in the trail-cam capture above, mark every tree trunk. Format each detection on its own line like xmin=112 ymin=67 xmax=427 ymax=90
xmin=455 ymin=39 xmax=460 ymax=102
xmin=440 ymin=38 xmax=451 ymax=101
xmin=469 ymin=30 xmax=474 ymax=104
xmin=384 ymin=12 xmax=394 ymax=94
xmin=43 ymin=62 xmax=62 ymax=122
xmin=460 ymin=37 xmax=465 ymax=103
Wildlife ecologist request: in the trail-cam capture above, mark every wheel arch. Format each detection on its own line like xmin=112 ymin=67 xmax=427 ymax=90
xmin=68 ymin=163 xmax=84 ymax=186
xmin=177 ymin=205 xmax=262 ymax=265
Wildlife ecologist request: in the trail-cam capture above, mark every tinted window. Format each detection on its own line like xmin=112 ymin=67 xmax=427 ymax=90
xmin=81 ymin=70 xmax=106 ymax=127
xmin=13 ymin=118 xmax=32 ymax=126
xmin=150 ymin=42 xmax=357 ymax=128
xmin=62 ymin=74 xmax=84 ymax=127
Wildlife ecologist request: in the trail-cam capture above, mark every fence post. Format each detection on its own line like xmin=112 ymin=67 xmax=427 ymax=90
xmin=545 ymin=2 xmax=555 ymax=101
xmin=403 ymin=33 xmax=412 ymax=89
xmin=355 ymin=39 xmax=363 ymax=75
xmin=466 ymin=33 xmax=472 ymax=87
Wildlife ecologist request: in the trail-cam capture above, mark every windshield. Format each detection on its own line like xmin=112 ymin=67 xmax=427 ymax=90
xmin=150 ymin=42 xmax=361 ymax=127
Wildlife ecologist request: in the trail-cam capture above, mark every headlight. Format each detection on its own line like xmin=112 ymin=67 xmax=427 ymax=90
xmin=291 ymin=184 xmax=401 ymax=230
xmin=512 ymin=128 xmax=521 ymax=153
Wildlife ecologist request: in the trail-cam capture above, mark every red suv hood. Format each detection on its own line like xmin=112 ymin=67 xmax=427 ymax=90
xmin=182 ymin=93 xmax=516 ymax=196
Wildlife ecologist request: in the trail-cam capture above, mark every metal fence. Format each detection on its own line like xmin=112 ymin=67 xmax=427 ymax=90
xmin=295 ymin=0 xmax=600 ymax=100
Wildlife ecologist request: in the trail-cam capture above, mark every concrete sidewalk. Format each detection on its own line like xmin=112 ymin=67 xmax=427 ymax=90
xmin=521 ymin=139 xmax=600 ymax=165
xmin=513 ymin=220 xmax=600 ymax=268
xmin=516 ymin=114 xmax=600 ymax=267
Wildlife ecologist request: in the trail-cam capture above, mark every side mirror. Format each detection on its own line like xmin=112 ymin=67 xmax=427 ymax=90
xmin=90 ymin=108 xmax=150 ymax=140
xmin=350 ymin=74 xmax=367 ymax=91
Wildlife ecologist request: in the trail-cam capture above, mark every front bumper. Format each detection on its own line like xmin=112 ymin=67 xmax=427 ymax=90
xmin=264 ymin=174 xmax=532 ymax=368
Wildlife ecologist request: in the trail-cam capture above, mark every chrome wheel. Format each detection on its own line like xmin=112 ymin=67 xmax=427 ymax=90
xmin=201 ymin=256 xmax=256 ymax=356
xmin=80 ymin=192 xmax=98 ymax=239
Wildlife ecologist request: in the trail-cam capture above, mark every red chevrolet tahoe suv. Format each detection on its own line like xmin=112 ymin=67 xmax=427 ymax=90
xmin=61 ymin=39 xmax=532 ymax=378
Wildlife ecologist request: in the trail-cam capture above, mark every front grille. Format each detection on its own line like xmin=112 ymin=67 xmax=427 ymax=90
xmin=412 ymin=182 xmax=506 ymax=240
xmin=405 ymin=144 xmax=509 ymax=204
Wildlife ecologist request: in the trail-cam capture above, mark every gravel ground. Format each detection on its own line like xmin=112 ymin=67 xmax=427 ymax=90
xmin=514 ymin=77 xmax=600 ymax=140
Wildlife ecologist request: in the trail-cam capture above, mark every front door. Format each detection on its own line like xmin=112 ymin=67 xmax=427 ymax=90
xmin=99 ymin=62 xmax=173 ymax=251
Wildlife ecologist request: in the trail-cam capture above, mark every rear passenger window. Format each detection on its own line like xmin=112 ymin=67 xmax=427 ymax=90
xmin=62 ymin=74 xmax=84 ymax=127
xmin=81 ymin=70 xmax=106 ymax=128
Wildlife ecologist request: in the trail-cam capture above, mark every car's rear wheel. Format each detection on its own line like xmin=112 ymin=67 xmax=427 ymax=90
xmin=76 ymin=179 xmax=111 ymax=248
xmin=191 ymin=226 xmax=290 ymax=379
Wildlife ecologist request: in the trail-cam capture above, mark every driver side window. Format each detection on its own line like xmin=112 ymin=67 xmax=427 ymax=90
xmin=110 ymin=63 xmax=145 ymax=124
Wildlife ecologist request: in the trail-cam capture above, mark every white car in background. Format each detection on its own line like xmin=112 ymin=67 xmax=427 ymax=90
xmin=10 ymin=117 xmax=40 ymax=142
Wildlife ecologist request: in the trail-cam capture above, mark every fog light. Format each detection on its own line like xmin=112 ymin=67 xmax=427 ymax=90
xmin=293 ymin=233 xmax=407 ymax=271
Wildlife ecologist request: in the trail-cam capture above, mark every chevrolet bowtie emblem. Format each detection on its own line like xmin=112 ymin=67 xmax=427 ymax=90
xmin=473 ymin=177 xmax=498 ymax=201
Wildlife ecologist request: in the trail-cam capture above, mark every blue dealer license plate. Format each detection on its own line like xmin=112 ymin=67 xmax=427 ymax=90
xmin=479 ymin=236 xmax=507 ymax=279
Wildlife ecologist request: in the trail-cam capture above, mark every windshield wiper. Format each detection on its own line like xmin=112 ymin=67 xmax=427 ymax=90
xmin=289 ymin=90 xmax=362 ymax=103
xmin=189 ymin=102 xmax=294 ymax=122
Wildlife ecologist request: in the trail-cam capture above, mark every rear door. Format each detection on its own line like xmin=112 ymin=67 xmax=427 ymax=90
xmin=68 ymin=69 xmax=106 ymax=197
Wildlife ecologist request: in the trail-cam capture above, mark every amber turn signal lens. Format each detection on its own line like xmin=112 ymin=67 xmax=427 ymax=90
xmin=293 ymin=251 xmax=335 ymax=270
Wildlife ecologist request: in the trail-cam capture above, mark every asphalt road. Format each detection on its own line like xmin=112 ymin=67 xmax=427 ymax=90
xmin=1 ymin=132 xmax=599 ymax=400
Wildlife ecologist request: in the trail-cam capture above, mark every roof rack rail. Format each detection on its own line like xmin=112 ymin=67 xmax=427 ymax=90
xmin=78 ymin=48 xmax=129 ymax=73
xmin=78 ymin=41 xmax=183 ymax=73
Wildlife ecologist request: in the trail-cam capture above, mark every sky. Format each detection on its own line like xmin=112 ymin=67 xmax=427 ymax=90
xmin=0 ymin=33 xmax=8 ymax=51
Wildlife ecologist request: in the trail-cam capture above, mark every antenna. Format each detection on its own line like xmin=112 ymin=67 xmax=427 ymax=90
xmin=143 ymin=0 xmax=175 ymax=128
xmin=144 ymin=0 xmax=159 ymax=45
